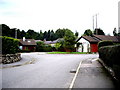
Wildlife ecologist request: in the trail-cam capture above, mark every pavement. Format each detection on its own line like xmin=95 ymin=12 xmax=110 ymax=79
xmin=1 ymin=53 xmax=118 ymax=88
xmin=73 ymin=58 xmax=117 ymax=88
xmin=0 ymin=52 xmax=46 ymax=69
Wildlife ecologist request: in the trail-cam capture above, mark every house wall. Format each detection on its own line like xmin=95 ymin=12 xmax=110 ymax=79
xmin=22 ymin=46 xmax=36 ymax=51
xmin=90 ymin=44 xmax=98 ymax=52
xmin=78 ymin=38 xmax=90 ymax=52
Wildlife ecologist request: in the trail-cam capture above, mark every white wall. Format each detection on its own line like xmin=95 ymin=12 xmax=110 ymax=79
xmin=78 ymin=38 xmax=90 ymax=52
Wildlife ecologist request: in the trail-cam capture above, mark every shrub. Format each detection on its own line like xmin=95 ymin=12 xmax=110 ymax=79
xmin=99 ymin=44 xmax=120 ymax=67
xmin=36 ymin=41 xmax=45 ymax=52
xmin=36 ymin=41 xmax=52 ymax=52
xmin=99 ymin=45 xmax=120 ymax=81
xmin=1 ymin=36 xmax=19 ymax=54
xmin=44 ymin=45 xmax=52 ymax=52
xmin=98 ymin=40 xmax=114 ymax=49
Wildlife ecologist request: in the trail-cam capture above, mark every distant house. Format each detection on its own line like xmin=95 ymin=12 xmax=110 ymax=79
xmin=44 ymin=38 xmax=63 ymax=46
xmin=77 ymin=35 xmax=120 ymax=53
xmin=19 ymin=37 xmax=37 ymax=51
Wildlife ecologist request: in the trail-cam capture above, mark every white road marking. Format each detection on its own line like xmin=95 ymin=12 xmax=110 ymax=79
xmin=69 ymin=60 xmax=83 ymax=89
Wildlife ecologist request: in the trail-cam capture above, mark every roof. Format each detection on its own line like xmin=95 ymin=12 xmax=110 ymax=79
xmin=77 ymin=35 xmax=120 ymax=43
xmin=44 ymin=40 xmax=58 ymax=44
xmin=19 ymin=39 xmax=37 ymax=46
xmin=77 ymin=36 xmax=100 ymax=43
xmin=35 ymin=40 xmax=42 ymax=42
xmin=93 ymin=35 xmax=120 ymax=42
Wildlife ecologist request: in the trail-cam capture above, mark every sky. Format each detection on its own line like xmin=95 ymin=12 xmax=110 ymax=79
xmin=0 ymin=0 xmax=120 ymax=36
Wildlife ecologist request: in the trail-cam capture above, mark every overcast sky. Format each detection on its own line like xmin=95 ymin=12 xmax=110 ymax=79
xmin=0 ymin=0 xmax=119 ymax=36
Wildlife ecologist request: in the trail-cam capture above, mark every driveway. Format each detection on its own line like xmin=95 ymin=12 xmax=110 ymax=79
xmin=2 ymin=53 xmax=98 ymax=88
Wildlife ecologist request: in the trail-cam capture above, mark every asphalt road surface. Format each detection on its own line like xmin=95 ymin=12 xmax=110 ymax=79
xmin=2 ymin=53 xmax=98 ymax=88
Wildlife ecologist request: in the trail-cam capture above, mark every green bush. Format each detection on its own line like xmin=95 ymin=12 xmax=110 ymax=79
xmin=99 ymin=45 xmax=120 ymax=81
xmin=44 ymin=45 xmax=52 ymax=52
xmin=98 ymin=40 xmax=114 ymax=49
xmin=36 ymin=41 xmax=45 ymax=52
xmin=1 ymin=36 xmax=19 ymax=54
xmin=36 ymin=41 xmax=52 ymax=52
xmin=99 ymin=45 xmax=120 ymax=67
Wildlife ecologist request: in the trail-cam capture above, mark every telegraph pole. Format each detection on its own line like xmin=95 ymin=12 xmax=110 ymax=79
xmin=15 ymin=29 xmax=17 ymax=39
xmin=93 ymin=16 xmax=94 ymax=30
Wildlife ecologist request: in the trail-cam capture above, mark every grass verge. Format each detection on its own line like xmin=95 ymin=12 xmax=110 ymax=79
xmin=47 ymin=52 xmax=89 ymax=54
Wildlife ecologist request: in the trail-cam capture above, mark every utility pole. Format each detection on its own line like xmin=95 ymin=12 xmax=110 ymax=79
xmin=93 ymin=16 xmax=94 ymax=30
xmin=95 ymin=13 xmax=99 ymax=35
xmin=15 ymin=29 xmax=17 ymax=39
xmin=96 ymin=14 xmax=98 ymax=29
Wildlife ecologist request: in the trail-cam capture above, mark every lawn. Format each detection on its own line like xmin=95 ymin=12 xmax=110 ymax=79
xmin=47 ymin=52 xmax=89 ymax=54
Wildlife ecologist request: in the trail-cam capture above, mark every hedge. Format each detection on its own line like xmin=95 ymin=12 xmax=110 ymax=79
xmin=98 ymin=40 xmax=114 ymax=49
xmin=98 ymin=44 xmax=120 ymax=81
xmin=1 ymin=36 xmax=19 ymax=54
xmin=99 ymin=44 xmax=120 ymax=66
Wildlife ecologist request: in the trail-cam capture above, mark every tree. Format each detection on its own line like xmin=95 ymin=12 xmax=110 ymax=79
xmin=39 ymin=30 xmax=44 ymax=40
xmin=113 ymin=28 xmax=118 ymax=36
xmin=55 ymin=28 xmax=66 ymax=39
xmin=63 ymin=29 xmax=76 ymax=52
xmin=83 ymin=29 xmax=93 ymax=36
xmin=94 ymin=28 xmax=105 ymax=35
xmin=20 ymin=30 xmax=26 ymax=38
xmin=43 ymin=31 xmax=48 ymax=40
xmin=50 ymin=30 xmax=56 ymax=41
xmin=75 ymin=31 xmax=79 ymax=37
xmin=1 ymin=24 xmax=11 ymax=37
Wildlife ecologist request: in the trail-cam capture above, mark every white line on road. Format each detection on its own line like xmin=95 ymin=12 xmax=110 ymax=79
xmin=69 ymin=60 xmax=83 ymax=89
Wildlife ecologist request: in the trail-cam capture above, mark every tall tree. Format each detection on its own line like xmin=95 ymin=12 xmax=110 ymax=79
xmin=43 ymin=31 xmax=48 ymax=40
xmin=20 ymin=30 xmax=26 ymax=38
xmin=63 ymin=29 xmax=76 ymax=52
xmin=94 ymin=28 xmax=105 ymax=35
xmin=1 ymin=24 xmax=11 ymax=37
xmin=55 ymin=28 xmax=66 ymax=39
xmin=83 ymin=29 xmax=93 ymax=36
xmin=75 ymin=31 xmax=79 ymax=37
xmin=113 ymin=28 xmax=118 ymax=36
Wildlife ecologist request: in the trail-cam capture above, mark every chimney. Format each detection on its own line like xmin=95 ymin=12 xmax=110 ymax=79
xmin=23 ymin=37 xmax=26 ymax=41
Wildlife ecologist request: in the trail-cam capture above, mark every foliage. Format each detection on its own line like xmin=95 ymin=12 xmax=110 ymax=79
xmin=113 ymin=27 xmax=120 ymax=36
xmin=83 ymin=29 xmax=93 ymax=36
xmin=98 ymin=45 xmax=120 ymax=81
xmin=36 ymin=41 xmax=45 ymax=52
xmin=54 ymin=43 xmax=62 ymax=50
xmin=36 ymin=41 xmax=52 ymax=52
xmin=63 ymin=29 xmax=76 ymax=52
xmin=75 ymin=31 xmax=79 ymax=37
xmin=98 ymin=40 xmax=114 ymax=49
xmin=99 ymin=44 xmax=120 ymax=66
xmin=1 ymin=36 xmax=19 ymax=54
xmin=55 ymin=28 xmax=66 ymax=39
xmin=94 ymin=28 xmax=105 ymax=35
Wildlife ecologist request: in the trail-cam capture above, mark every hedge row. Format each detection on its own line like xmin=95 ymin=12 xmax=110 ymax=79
xmin=98 ymin=40 xmax=114 ymax=49
xmin=98 ymin=44 xmax=120 ymax=81
xmin=99 ymin=45 xmax=120 ymax=66
xmin=1 ymin=36 xmax=19 ymax=54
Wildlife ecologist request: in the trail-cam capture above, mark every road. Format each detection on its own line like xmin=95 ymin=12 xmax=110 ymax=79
xmin=2 ymin=53 xmax=98 ymax=88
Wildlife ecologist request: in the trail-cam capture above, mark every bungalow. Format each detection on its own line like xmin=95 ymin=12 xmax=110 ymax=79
xmin=19 ymin=37 xmax=37 ymax=51
xmin=77 ymin=35 xmax=120 ymax=53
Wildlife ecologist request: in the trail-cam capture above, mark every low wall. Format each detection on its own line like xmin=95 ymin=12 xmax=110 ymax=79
xmin=1 ymin=53 xmax=21 ymax=64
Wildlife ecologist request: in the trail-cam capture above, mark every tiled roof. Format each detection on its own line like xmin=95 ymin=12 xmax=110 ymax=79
xmin=77 ymin=36 xmax=99 ymax=43
xmin=19 ymin=39 xmax=37 ymax=45
xmin=77 ymin=35 xmax=120 ymax=43
xmin=93 ymin=35 xmax=120 ymax=42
